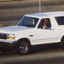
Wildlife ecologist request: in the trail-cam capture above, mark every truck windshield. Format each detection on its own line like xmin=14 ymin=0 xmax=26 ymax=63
xmin=18 ymin=16 xmax=39 ymax=27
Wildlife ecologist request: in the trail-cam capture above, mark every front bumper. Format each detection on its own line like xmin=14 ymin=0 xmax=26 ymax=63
xmin=0 ymin=41 xmax=17 ymax=50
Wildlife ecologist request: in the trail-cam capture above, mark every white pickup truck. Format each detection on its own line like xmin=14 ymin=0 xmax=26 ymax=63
xmin=0 ymin=11 xmax=64 ymax=55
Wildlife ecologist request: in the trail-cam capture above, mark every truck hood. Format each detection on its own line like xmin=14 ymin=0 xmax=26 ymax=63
xmin=0 ymin=26 xmax=29 ymax=33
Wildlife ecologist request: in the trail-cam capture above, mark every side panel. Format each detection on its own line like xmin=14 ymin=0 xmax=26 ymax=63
xmin=30 ymin=29 xmax=60 ymax=45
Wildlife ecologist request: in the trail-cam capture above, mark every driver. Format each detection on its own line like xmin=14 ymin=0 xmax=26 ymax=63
xmin=43 ymin=19 xmax=48 ymax=29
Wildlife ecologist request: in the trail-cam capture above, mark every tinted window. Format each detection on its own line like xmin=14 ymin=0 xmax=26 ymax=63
xmin=55 ymin=16 xmax=64 ymax=25
xmin=18 ymin=16 xmax=39 ymax=27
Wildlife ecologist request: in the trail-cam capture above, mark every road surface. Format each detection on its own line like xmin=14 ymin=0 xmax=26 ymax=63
xmin=0 ymin=43 xmax=64 ymax=64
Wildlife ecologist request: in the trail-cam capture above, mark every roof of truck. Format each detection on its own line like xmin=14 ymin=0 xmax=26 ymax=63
xmin=25 ymin=11 xmax=64 ymax=18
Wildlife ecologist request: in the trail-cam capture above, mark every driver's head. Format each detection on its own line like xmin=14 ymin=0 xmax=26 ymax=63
xmin=43 ymin=19 xmax=48 ymax=24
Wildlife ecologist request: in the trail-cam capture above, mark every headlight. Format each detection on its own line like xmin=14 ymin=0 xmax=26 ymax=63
xmin=7 ymin=34 xmax=15 ymax=40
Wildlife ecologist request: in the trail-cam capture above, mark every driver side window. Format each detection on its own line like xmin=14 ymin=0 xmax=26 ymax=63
xmin=38 ymin=18 xmax=51 ymax=29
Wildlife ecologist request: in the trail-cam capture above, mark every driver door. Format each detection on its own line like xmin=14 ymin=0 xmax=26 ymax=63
xmin=32 ymin=18 xmax=56 ymax=45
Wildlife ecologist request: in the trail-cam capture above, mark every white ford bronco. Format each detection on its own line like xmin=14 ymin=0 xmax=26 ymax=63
xmin=0 ymin=11 xmax=64 ymax=55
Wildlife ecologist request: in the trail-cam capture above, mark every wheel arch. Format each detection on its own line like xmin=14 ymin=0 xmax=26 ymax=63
xmin=17 ymin=38 xmax=31 ymax=45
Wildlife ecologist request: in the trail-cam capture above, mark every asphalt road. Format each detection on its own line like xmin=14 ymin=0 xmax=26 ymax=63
xmin=0 ymin=43 xmax=64 ymax=64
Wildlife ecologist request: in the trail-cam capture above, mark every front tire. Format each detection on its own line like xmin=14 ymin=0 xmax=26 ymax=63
xmin=16 ymin=42 xmax=29 ymax=55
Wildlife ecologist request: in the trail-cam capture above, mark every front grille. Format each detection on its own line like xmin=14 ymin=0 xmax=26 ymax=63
xmin=0 ymin=34 xmax=7 ymax=39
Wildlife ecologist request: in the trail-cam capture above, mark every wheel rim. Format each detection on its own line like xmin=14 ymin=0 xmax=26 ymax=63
xmin=19 ymin=42 xmax=28 ymax=54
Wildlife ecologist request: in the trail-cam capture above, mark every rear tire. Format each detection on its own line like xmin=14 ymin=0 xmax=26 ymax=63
xmin=61 ymin=37 xmax=64 ymax=49
xmin=16 ymin=41 xmax=29 ymax=55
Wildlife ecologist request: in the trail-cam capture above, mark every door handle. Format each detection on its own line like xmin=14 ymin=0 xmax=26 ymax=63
xmin=29 ymin=35 xmax=33 ymax=37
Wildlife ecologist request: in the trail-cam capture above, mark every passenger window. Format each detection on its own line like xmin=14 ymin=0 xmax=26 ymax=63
xmin=38 ymin=18 xmax=51 ymax=29
xmin=55 ymin=16 xmax=64 ymax=25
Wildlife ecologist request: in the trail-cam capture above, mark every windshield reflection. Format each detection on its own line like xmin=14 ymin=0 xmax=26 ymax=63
xmin=18 ymin=16 xmax=39 ymax=28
